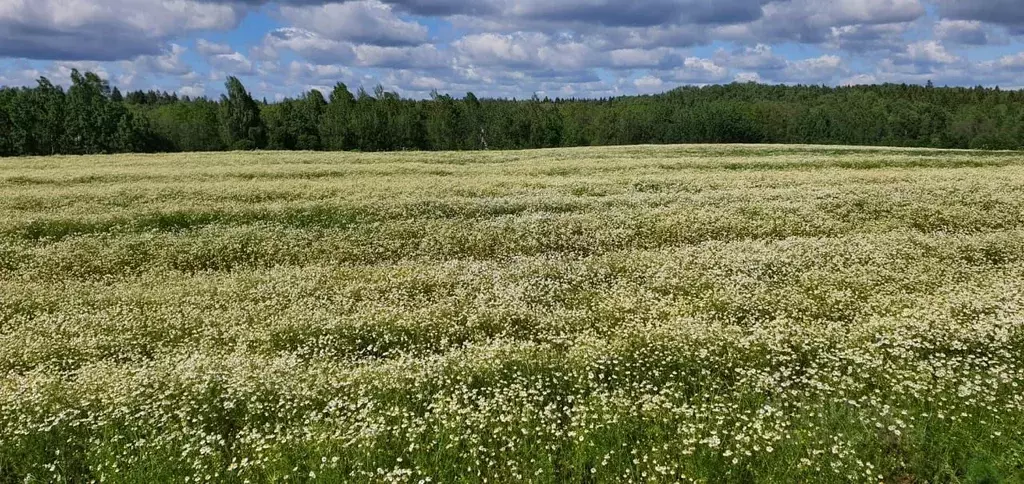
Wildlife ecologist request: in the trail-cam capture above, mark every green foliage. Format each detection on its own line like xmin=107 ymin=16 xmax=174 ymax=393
xmin=297 ymin=89 xmax=327 ymax=151
xmin=319 ymin=83 xmax=355 ymax=151
xmin=426 ymin=91 xmax=461 ymax=150
xmin=63 ymin=70 xmax=110 ymax=154
xmin=3 ymin=72 xmax=1024 ymax=157
xmin=265 ymin=90 xmax=327 ymax=151
xmin=462 ymin=91 xmax=485 ymax=149
xmin=4 ymin=77 xmax=67 ymax=155
xmin=145 ymin=100 xmax=225 ymax=152
xmin=0 ymin=99 xmax=11 ymax=157
xmin=220 ymin=76 xmax=265 ymax=150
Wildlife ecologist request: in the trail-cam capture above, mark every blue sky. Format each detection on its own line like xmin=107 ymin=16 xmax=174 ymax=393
xmin=2 ymin=0 xmax=1024 ymax=100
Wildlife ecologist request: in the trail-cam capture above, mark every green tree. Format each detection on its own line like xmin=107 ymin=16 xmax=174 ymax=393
xmin=8 ymin=70 xmax=1024 ymax=157
xmin=63 ymin=70 xmax=107 ymax=153
xmin=263 ymin=101 xmax=297 ymax=150
xmin=349 ymin=87 xmax=379 ymax=151
xmin=426 ymin=91 xmax=461 ymax=150
xmin=297 ymin=89 xmax=327 ymax=150
xmin=147 ymin=100 xmax=225 ymax=152
xmin=0 ymin=101 xmax=12 ymax=156
xmin=320 ymin=83 xmax=355 ymax=151
xmin=527 ymin=95 xmax=563 ymax=148
xmin=61 ymin=70 xmax=149 ymax=154
xmin=20 ymin=78 xmax=67 ymax=155
xmin=462 ymin=92 xmax=485 ymax=150
xmin=220 ymin=76 xmax=265 ymax=150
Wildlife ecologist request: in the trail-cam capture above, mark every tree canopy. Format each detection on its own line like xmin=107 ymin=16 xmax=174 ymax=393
xmin=2 ymin=73 xmax=1024 ymax=156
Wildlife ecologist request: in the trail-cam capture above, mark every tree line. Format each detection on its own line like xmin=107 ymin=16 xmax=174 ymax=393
xmin=2 ymin=70 xmax=1023 ymax=157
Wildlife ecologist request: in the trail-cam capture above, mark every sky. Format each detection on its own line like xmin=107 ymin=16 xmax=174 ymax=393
xmin=2 ymin=0 xmax=1024 ymax=100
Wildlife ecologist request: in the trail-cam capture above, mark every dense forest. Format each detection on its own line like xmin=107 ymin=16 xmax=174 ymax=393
xmin=2 ymin=69 xmax=1023 ymax=156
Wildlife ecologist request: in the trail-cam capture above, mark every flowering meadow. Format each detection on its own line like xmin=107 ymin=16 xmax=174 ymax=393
xmin=2 ymin=145 xmax=1024 ymax=483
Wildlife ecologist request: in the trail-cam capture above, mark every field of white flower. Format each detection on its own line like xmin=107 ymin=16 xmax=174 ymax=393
xmin=2 ymin=145 xmax=1024 ymax=483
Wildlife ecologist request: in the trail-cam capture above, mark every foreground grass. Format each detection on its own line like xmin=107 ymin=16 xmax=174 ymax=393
xmin=2 ymin=145 xmax=1024 ymax=483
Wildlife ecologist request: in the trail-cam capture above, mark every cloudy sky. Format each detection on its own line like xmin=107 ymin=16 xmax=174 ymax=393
xmin=1 ymin=0 xmax=1023 ymax=100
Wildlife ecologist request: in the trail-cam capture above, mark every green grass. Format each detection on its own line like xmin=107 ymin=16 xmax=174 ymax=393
xmin=2 ymin=144 xmax=1024 ymax=483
